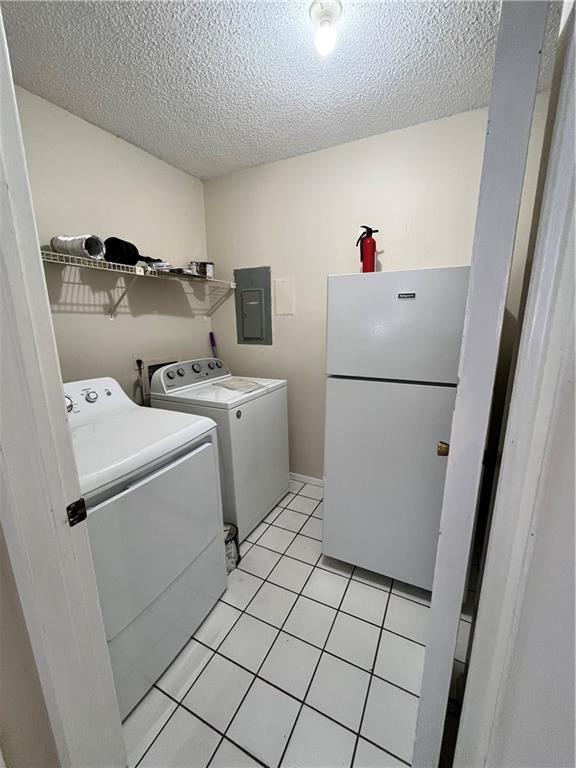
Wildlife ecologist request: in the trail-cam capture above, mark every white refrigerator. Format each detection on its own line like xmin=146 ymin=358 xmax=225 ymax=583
xmin=323 ymin=266 xmax=470 ymax=591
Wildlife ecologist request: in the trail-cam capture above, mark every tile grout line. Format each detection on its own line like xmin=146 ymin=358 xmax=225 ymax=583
xmin=137 ymin=580 xmax=420 ymax=767
xmin=275 ymin=554 xmax=358 ymax=768
xmin=139 ymin=581 xmax=412 ymax=765
xmin=214 ymin=532 xmax=328 ymax=767
xmin=170 ymin=527 xmax=421 ymax=753
xmin=136 ymin=487 xmax=435 ymax=768
xmin=250 ymin=504 xmax=322 ymax=538
xmin=151 ymin=678 xmax=411 ymax=768
xmin=138 ymin=545 xmax=290 ymax=768
xmin=246 ymin=523 xmax=321 ymax=549
xmin=241 ymin=540 xmax=321 ymax=572
xmin=134 ymin=540 xmax=283 ymax=768
xmin=134 ymin=590 xmax=252 ymax=768
xmin=243 ymin=537 xmax=471 ymax=623
xmin=190 ymin=625 xmax=421 ymax=701
xmin=154 ymin=686 xmax=269 ymax=768
xmin=209 ymin=508 xmax=356 ymax=765
xmin=236 ymin=554 xmax=430 ymax=645
xmin=133 ymin=489 xmax=311 ymax=767
xmin=350 ymin=576 xmax=400 ymax=767
xmin=133 ymin=698 xmax=181 ymax=768
xmin=240 ymin=540 xmax=387 ymax=588
xmin=193 ymin=552 xmax=432 ymax=697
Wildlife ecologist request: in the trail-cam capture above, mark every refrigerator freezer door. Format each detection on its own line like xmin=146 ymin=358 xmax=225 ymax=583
xmin=326 ymin=266 xmax=469 ymax=384
xmin=323 ymin=377 xmax=456 ymax=590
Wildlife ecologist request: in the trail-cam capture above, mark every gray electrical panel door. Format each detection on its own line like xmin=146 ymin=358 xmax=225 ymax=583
xmin=234 ymin=267 xmax=272 ymax=345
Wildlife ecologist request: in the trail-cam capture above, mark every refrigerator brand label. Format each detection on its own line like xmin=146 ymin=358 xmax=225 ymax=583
xmin=398 ymin=292 xmax=416 ymax=299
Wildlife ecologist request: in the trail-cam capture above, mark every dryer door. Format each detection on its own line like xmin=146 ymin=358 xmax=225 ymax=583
xmin=87 ymin=442 xmax=223 ymax=641
xmin=87 ymin=441 xmax=226 ymax=718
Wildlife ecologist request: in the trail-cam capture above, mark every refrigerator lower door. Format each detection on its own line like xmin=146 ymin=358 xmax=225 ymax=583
xmin=323 ymin=377 xmax=456 ymax=591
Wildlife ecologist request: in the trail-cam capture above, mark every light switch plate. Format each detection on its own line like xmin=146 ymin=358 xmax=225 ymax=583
xmin=274 ymin=278 xmax=295 ymax=315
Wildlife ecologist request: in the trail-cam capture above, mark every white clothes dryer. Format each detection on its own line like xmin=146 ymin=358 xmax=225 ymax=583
xmin=65 ymin=377 xmax=226 ymax=719
xmin=151 ymin=359 xmax=289 ymax=541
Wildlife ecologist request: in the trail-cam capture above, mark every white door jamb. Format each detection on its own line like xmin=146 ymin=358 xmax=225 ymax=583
xmin=412 ymin=3 xmax=550 ymax=765
xmin=455 ymin=20 xmax=574 ymax=766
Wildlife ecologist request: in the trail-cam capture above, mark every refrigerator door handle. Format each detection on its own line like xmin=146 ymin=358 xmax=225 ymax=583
xmin=437 ymin=441 xmax=450 ymax=456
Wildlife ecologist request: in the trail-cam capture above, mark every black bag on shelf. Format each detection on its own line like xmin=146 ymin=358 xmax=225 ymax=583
xmin=104 ymin=236 xmax=140 ymax=266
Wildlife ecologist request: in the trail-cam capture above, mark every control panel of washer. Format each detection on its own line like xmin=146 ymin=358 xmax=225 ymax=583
xmin=153 ymin=358 xmax=231 ymax=392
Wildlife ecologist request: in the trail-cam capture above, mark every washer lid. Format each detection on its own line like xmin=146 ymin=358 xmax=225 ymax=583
xmin=71 ymin=407 xmax=215 ymax=495
xmin=152 ymin=377 xmax=286 ymax=409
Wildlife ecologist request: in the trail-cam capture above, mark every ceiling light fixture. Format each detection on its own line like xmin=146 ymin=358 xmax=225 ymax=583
xmin=309 ymin=0 xmax=342 ymax=57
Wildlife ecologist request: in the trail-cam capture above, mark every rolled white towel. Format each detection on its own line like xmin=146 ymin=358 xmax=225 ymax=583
xmin=50 ymin=234 xmax=105 ymax=260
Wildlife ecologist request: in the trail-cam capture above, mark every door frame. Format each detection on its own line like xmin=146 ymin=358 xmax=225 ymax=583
xmin=0 ymin=3 xmax=563 ymax=767
xmin=455 ymin=18 xmax=574 ymax=765
xmin=413 ymin=2 xmax=551 ymax=765
xmin=0 ymin=12 xmax=125 ymax=766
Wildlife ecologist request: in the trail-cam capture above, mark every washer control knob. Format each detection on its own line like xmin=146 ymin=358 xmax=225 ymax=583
xmin=216 ymin=361 xmax=223 ymax=368
xmin=177 ymin=367 xmax=185 ymax=377
xmin=166 ymin=370 xmax=176 ymax=380
xmin=85 ymin=390 xmax=98 ymax=403
xmin=208 ymin=361 xmax=215 ymax=369
xmin=64 ymin=395 xmax=73 ymax=413
xmin=192 ymin=363 xmax=202 ymax=374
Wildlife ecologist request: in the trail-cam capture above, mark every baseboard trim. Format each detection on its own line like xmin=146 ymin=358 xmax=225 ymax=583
xmin=290 ymin=472 xmax=323 ymax=487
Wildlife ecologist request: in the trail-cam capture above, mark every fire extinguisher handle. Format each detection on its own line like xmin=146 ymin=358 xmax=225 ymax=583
xmin=356 ymin=225 xmax=379 ymax=248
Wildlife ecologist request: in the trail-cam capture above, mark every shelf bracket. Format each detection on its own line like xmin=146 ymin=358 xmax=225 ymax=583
xmin=108 ymin=275 xmax=139 ymax=319
xmin=206 ymin=286 xmax=235 ymax=316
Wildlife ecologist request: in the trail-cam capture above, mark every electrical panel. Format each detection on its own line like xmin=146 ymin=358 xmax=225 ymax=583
xmin=234 ymin=267 xmax=272 ymax=345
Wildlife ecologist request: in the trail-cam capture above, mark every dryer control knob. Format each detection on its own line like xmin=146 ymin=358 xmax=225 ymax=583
xmin=64 ymin=395 xmax=73 ymax=413
xmin=166 ymin=370 xmax=176 ymax=380
xmin=208 ymin=361 xmax=215 ymax=369
xmin=192 ymin=363 xmax=202 ymax=373
xmin=216 ymin=361 xmax=223 ymax=368
xmin=85 ymin=390 xmax=98 ymax=403
xmin=177 ymin=367 xmax=185 ymax=377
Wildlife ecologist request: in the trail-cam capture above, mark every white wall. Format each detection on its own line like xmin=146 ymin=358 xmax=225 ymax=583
xmin=205 ymin=95 xmax=549 ymax=477
xmin=17 ymin=86 xmax=549 ymax=475
xmin=16 ymin=87 xmax=212 ymax=394
xmin=0 ymin=525 xmax=59 ymax=767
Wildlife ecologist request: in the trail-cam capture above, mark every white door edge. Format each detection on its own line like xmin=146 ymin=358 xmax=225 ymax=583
xmin=455 ymin=19 xmax=574 ymax=766
xmin=412 ymin=2 xmax=551 ymax=765
xmin=0 ymin=11 xmax=126 ymax=766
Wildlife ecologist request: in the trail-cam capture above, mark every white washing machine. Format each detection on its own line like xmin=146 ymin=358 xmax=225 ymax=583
xmin=65 ymin=377 xmax=227 ymax=720
xmin=151 ymin=359 xmax=289 ymax=541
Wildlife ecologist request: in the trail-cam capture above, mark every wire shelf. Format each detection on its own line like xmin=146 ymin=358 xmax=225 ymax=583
xmin=40 ymin=250 xmax=235 ymax=318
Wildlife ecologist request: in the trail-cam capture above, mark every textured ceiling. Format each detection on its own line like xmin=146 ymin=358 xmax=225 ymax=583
xmin=2 ymin=1 xmax=560 ymax=179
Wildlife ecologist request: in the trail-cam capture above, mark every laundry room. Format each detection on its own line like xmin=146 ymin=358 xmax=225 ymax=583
xmin=1 ymin=4 xmax=574 ymax=768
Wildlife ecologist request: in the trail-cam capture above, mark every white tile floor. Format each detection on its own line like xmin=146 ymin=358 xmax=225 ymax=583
xmin=125 ymin=482 xmax=474 ymax=768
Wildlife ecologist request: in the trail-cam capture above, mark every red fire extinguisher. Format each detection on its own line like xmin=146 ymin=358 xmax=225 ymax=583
xmin=356 ymin=226 xmax=379 ymax=273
